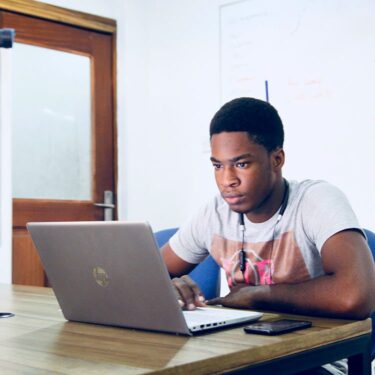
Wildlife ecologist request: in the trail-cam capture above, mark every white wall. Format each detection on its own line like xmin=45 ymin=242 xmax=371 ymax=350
xmin=0 ymin=49 xmax=13 ymax=283
xmin=119 ymin=0 xmax=223 ymax=230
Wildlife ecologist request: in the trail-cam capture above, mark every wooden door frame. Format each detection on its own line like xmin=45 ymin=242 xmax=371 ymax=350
xmin=0 ymin=0 xmax=116 ymax=33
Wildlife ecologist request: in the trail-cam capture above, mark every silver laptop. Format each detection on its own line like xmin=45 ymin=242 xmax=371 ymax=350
xmin=27 ymin=221 xmax=262 ymax=335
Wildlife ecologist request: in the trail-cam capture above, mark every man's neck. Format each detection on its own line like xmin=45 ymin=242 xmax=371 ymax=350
xmin=245 ymin=178 xmax=287 ymax=223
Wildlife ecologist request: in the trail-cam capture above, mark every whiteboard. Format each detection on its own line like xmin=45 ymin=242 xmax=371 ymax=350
xmin=220 ymin=0 xmax=375 ymax=230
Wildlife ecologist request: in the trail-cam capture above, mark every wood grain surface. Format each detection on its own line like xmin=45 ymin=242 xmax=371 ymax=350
xmin=0 ymin=284 xmax=371 ymax=374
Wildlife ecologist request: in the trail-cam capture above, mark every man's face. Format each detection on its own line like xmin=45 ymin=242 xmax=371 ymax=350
xmin=210 ymin=131 xmax=283 ymax=220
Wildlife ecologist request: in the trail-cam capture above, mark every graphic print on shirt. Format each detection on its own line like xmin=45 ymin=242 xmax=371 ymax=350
xmin=210 ymin=231 xmax=310 ymax=287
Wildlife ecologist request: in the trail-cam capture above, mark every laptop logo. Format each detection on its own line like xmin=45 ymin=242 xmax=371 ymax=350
xmin=92 ymin=266 xmax=110 ymax=287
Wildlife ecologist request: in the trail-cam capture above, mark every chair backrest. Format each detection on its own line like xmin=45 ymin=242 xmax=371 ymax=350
xmin=154 ymin=228 xmax=220 ymax=299
xmin=363 ymin=229 xmax=375 ymax=358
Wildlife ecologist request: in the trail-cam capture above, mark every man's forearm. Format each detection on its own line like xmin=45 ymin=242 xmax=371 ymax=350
xmin=209 ymin=274 xmax=373 ymax=319
xmin=252 ymin=276 xmax=355 ymax=317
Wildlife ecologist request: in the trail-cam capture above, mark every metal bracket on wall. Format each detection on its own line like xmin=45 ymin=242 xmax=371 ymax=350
xmin=0 ymin=29 xmax=15 ymax=48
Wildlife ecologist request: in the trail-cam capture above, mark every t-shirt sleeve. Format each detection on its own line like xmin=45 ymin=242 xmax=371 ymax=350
xmin=300 ymin=182 xmax=363 ymax=252
xmin=169 ymin=203 xmax=211 ymax=264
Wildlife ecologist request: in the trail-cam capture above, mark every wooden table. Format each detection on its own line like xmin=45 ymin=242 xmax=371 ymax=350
xmin=0 ymin=284 xmax=371 ymax=374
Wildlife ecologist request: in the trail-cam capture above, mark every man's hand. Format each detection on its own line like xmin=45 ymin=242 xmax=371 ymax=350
xmin=172 ymin=275 xmax=206 ymax=310
xmin=161 ymin=243 xmax=207 ymax=310
xmin=206 ymin=284 xmax=259 ymax=309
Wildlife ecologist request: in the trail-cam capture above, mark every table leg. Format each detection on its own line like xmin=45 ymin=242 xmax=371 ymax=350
xmin=348 ymin=347 xmax=371 ymax=375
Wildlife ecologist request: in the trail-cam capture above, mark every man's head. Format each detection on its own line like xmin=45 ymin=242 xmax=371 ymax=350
xmin=209 ymin=97 xmax=284 ymax=152
xmin=209 ymin=98 xmax=286 ymax=221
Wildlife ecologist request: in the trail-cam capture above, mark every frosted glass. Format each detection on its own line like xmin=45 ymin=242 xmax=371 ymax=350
xmin=12 ymin=43 xmax=91 ymax=200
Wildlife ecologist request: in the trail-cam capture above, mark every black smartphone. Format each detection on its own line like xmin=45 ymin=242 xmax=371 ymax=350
xmin=243 ymin=319 xmax=312 ymax=335
xmin=0 ymin=312 xmax=15 ymax=318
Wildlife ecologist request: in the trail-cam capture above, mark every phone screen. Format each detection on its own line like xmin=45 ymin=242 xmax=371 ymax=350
xmin=243 ymin=319 xmax=312 ymax=335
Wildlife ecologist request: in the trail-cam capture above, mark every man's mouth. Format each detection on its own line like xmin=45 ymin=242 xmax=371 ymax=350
xmin=222 ymin=193 xmax=244 ymax=205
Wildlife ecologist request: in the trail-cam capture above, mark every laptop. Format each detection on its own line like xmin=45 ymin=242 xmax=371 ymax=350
xmin=27 ymin=221 xmax=262 ymax=335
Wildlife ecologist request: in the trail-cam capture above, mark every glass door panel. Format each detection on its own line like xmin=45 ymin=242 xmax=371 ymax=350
xmin=12 ymin=43 xmax=92 ymax=200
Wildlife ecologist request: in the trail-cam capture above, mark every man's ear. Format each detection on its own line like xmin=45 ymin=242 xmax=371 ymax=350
xmin=271 ymin=148 xmax=285 ymax=171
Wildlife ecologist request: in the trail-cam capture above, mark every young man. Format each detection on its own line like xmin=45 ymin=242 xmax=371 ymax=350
xmin=161 ymin=97 xmax=375 ymax=321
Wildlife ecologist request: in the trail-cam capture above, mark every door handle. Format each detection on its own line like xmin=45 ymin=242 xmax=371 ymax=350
xmin=94 ymin=190 xmax=115 ymax=221
xmin=94 ymin=203 xmax=115 ymax=208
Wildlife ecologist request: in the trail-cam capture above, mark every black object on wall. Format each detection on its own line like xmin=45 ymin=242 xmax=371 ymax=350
xmin=0 ymin=28 xmax=15 ymax=48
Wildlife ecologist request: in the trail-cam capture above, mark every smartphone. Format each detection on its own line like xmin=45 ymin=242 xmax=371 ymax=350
xmin=243 ymin=319 xmax=312 ymax=335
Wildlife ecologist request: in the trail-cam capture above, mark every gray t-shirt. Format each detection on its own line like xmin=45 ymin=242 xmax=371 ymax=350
xmin=170 ymin=180 xmax=362 ymax=287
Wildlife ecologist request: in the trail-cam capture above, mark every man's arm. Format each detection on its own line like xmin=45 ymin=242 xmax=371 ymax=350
xmin=207 ymin=230 xmax=375 ymax=319
xmin=161 ymin=243 xmax=206 ymax=309
xmin=161 ymin=243 xmax=195 ymax=277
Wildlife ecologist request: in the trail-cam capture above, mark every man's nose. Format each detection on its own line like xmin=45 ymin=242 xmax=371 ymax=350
xmin=221 ymin=166 xmax=240 ymax=187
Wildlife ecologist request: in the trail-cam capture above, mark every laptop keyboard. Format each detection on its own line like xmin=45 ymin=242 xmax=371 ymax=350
xmin=183 ymin=307 xmax=254 ymax=326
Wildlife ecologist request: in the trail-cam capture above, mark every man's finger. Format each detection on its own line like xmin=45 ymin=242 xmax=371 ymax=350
xmin=171 ymin=282 xmax=185 ymax=307
xmin=181 ymin=275 xmax=206 ymax=306
xmin=172 ymin=277 xmax=197 ymax=310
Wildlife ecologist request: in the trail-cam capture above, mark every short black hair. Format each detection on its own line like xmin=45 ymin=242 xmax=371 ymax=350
xmin=209 ymin=97 xmax=284 ymax=152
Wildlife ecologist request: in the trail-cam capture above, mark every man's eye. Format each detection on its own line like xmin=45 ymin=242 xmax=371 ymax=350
xmin=236 ymin=162 xmax=248 ymax=169
xmin=212 ymin=163 xmax=222 ymax=170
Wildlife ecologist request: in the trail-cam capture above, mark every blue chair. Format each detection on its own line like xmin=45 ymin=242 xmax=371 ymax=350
xmin=154 ymin=228 xmax=220 ymax=299
xmin=363 ymin=229 xmax=375 ymax=358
